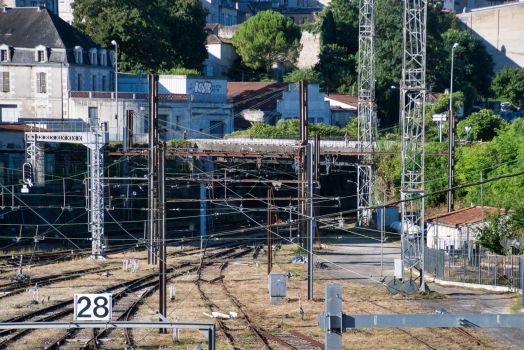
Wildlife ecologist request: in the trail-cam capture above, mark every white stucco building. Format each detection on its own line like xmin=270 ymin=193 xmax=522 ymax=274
xmin=426 ymin=206 xmax=514 ymax=250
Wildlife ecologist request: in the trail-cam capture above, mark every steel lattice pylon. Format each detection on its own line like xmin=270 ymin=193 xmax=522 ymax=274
xmin=357 ymin=0 xmax=376 ymax=226
xmin=400 ymin=0 xmax=427 ymax=290
xmin=88 ymin=120 xmax=106 ymax=259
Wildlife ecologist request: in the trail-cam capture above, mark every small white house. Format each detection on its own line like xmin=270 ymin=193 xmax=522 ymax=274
xmin=426 ymin=206 xmax=513 ymax=250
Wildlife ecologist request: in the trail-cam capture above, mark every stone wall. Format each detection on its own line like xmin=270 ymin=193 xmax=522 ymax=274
xmin=296 ymin=31 xmax=320 ymax=70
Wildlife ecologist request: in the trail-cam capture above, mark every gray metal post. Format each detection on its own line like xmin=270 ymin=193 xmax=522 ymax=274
xmin=447 ymin=109 xmax=455 ymax=212
xmin=159 ymin=142 xmax=166 ymax=333
xmin=308 ymin=142 xmax=314 ymax=300
xmin=323 ymin=283 xmax=343 ymax=349
xmin=299 ymin=80 xmax=308 ymax=248
xmin=200 ymin=179 xmax=206 ymax=239
xmin=519 ymin=258 xmax=524 ymax=312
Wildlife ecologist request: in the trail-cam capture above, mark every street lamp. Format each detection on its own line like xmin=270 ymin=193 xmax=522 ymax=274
xmin=449 ymin=43 xmax=459 ymax=111
xmin=111 ymin=40 xmax=118 ymax=141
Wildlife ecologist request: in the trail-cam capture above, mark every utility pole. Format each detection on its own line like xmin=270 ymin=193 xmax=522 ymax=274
xmin=307 ymin=140 xmax=314 ymax=300
xmin=399 ymin=0 xmax=428 ymax=291
xmin=299 ymin=80 xmax=308 ymax=248
xmin=148 ymin=74 xmax=159 ymax=265
xmin=158 ymin=141 xmax=166 ymax=333
xmin=447 ymin=110 xmax=455 ymax=212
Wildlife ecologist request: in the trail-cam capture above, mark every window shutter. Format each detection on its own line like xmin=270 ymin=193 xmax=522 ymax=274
xmin=3 ymin=72 xmax=9 ymax=92
xmin=41 ymin=73 xmax=46 ymax=93
xmin=36 ymin=73 xmax=41 ymax=93
xmin=0 ymin=73 xmax=3 ymax=92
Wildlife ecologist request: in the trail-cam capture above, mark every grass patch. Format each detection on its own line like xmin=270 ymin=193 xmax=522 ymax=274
xmin=413 ymin=291 xmax=447 ymax=299
xmin=510 ymin=295 xmax=524 ymax=314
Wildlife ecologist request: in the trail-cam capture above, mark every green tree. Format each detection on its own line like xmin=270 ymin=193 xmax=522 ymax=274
xmin=425 ymin=92 xmax=463 ymax=142
xmin=491 ymin=67 xmax=524 ymax=107
xmin=319 ymin=9 xmax=337 ymax=48
xmin=441 ymin=29 xmax=494 ymax=98
xmin=283 ymin=69 xmax=321 ymax=84
xmin=72 ymin=0 xmax=209 ymax=73
xmin=456 ymin=109 xmax=506 ymax=142
xmin=315 ymin=44 xmax=357 ymax=93
xmin=325 ymin=0 xmax=359 ymax=55
xmin=232 ymin=11 xmax=301 ymax=73
xmin=477 ymin=209 xmax=512 ymax=255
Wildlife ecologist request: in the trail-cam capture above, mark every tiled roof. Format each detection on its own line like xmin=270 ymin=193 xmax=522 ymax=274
xmin=325 ymin=93 xmax=358 ymax=106
xmin=426 ymin=206 xmax=514 ymax=227
xmin=206 ymin=34 xmax=233 ymax=44
xmin=228 ymin=82 xmax=289 ymax=111
xmin=205 ymin=23 xmax=219 ymax=32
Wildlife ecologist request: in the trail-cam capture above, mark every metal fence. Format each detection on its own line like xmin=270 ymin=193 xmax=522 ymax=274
xmin=424 ymin=246 xmax=521 ymax=288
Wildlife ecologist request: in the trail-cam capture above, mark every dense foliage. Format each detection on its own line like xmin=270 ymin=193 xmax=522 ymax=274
xmin=456 ymin=110 xmax=507 ymax=142
xmin=375 ymin=117 xmax=524 ymax=210
xmin=232 ymin=11 xmax=301 ymax=73
xmin=491 ymin=67 xmax=524 ymax=107
xmin=72 ymin=0 xmax=209 ymax=73
xmin=230 ymin=118 xmax=358 ymax=138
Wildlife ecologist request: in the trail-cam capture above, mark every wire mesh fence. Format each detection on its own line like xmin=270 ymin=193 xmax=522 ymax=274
xmin=425 ymin=246 xmax=521 ymax=288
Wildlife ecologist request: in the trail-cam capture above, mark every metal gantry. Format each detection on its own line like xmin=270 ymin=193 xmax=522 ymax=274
xmin=25 ymin=123 xmax=108 ymax=259
xmin=357 ymin=0 xmax=376 ymax=226
xmin=399 ymin=0 xmax=428 ymax=290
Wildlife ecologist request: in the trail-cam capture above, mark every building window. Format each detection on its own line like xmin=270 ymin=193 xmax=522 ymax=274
xmin=88 ymin=107 xmax=98 ymax=123
xmin=38 ymin=50 xmax=45 ymax=62
xmin=0 ymin=72 xmax=9 ymax=92
xmin=212 ymin=14 xmax=214 ymax=22
xmin=221 ymin=14 xmax=224 ymax=25
xmin=290 ymin=16 xmax=294 ymax=23
xmin=74 ymin=46 xmax=83 ymax=64
xmin=227 ymin=15 xmax=231 ymax=26
xmin=78 ymin=74 xmax=83 ymax=91
xmin=36 ymin=72 xmax=46 ymax=93
xmin=206 ymin=66 xmax=213 ymax=76
xmin=102 ymin=76 xmax=107 ymax=91
xmin=92 ymin=75 xmax=97 ymax=91
xmin=233 ymin=16 xmax=237 ymax=25
xmin=1 ymin=50 xmax=7 ymax=62
xmin=175 ymin=116 xmax=180 ymax=130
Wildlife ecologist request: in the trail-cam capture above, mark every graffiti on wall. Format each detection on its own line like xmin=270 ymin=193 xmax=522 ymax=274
xmin=194 ymin=81 xmax=213 ymax=94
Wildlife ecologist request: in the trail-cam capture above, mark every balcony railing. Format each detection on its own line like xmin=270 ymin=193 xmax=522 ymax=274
xmin=69 ymin=91 xmax=188 ymax=101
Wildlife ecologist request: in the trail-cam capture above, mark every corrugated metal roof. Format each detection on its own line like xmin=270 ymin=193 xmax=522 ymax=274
xmin=228 ymin=82 xmax=289 ymax=111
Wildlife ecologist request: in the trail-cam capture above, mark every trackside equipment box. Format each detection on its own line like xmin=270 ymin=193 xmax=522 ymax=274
xmin=268 ymin=273 xmax=286 ymax=303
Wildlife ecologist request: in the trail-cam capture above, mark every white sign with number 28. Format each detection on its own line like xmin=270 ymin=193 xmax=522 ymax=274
xmin=74 ymin=294 xmax=112 ymax=321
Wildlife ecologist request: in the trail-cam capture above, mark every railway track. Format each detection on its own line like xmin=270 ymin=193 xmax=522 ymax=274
xmin=219 ymin=262 xmax=324 ymax=350
xmin=348 ymin=294 xmax=484 ymax=349
xmin=197 ymin=247 xmax=324 ymax=350
xmin=0 ymin=267 xmax=119 ymax=300
xmin=0 ymin=273 xmax=156 ymax=348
